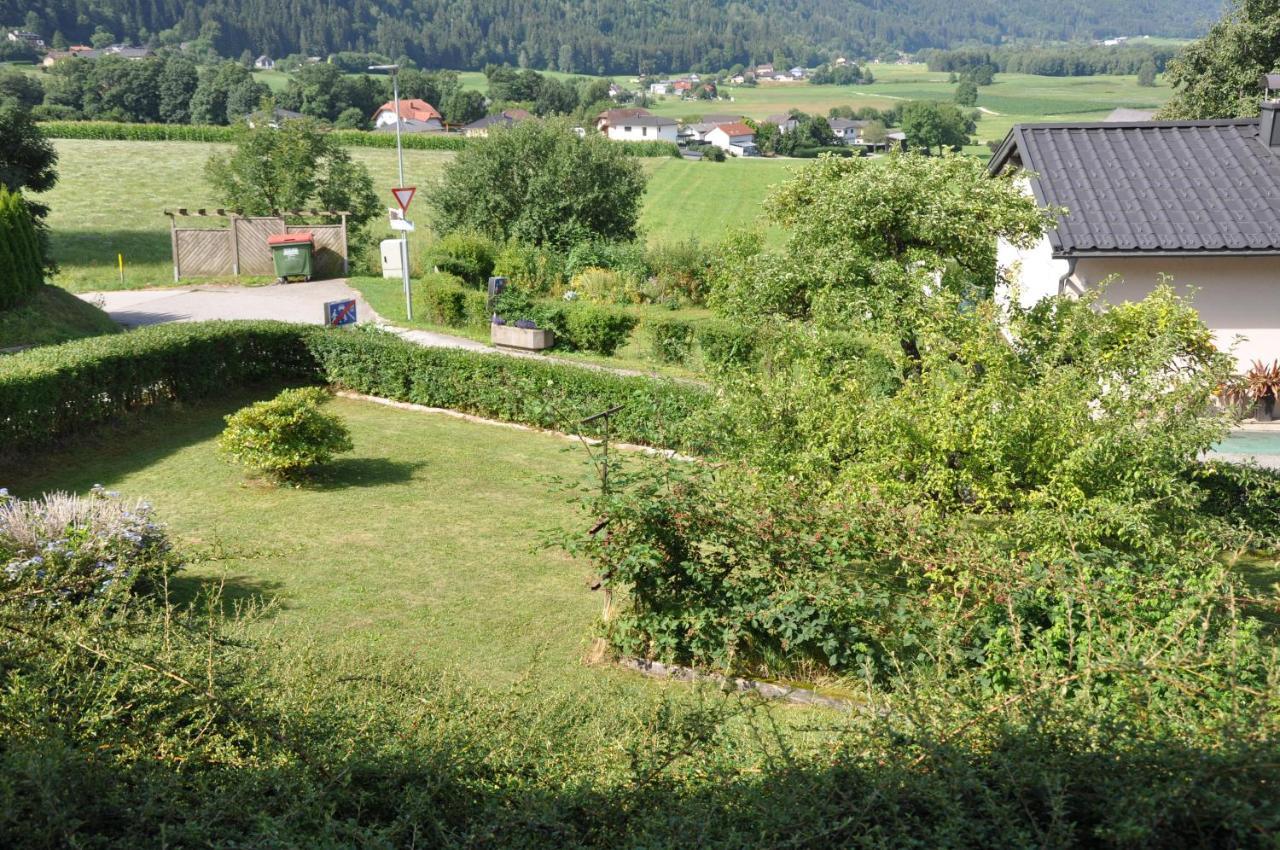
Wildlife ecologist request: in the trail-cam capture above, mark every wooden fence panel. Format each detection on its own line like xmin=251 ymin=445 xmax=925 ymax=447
xmin=289 ymin=224 xmax=345 ymax=278
xmin=170 ymin=214 xmax=349 ymax=280
xmin=235 ymin=217 xmax=287 ymax=275
xmin=174 ymin=229 xmax=231 ymax=277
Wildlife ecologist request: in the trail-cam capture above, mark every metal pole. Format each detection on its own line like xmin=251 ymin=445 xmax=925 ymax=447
xmin=391 ymin=69 xmax=412 ymax=320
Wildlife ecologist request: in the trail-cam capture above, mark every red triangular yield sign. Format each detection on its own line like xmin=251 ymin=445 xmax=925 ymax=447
xmin=391 ymin=187 xmax=416 ymax=212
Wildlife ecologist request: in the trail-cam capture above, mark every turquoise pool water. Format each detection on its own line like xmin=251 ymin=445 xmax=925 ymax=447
xmin=1215 ymin=430 xmax=1280 ymax=457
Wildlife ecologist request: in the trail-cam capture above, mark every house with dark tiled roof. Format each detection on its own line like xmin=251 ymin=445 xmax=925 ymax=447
xmin=462 ymin=108 xmax=531 ymax=137
xmin=989 ymin=101 xmax=1280 ymax=369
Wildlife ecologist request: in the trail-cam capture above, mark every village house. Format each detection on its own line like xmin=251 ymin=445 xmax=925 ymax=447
xmin=605 ymin=114 xmax=678 ymax=142
xmin=371 ymin=99 xmax=444 ymax=132
xmin=7 ymin=30 xmax=44 ymax=49
xmin=462 ymin=108 xmax=531 ymax=138
xmin=254 ymin=55 xmax=275 ymax=71
xmin=754 ymin=63 xmax=774 ymax=77
xmin=989 ymin=103 xmax=1280 ymax=370
xmin=596 ymin=107 xmax=652 ymax=132
xmin=649 ymin=80 xmax=674 ymax=95
xmin=766 ymin=113 xmax=798 ymax=133
xmin=705 ymin=122 xmax=759 ymax=156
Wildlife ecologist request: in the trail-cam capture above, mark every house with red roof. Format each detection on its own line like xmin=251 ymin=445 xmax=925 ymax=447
xmin=705 ymin=122 xmax=759 ymax=156
xmin=371 ymin=99 xmax=444 ymax=131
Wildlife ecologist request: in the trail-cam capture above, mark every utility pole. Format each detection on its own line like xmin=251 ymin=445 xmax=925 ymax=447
xmin=369 ymin=63 xmax=413 ymax=320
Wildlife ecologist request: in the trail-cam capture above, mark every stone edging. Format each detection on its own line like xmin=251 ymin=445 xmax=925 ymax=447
xmin=617 ymin=656 xmax=857 ymax=712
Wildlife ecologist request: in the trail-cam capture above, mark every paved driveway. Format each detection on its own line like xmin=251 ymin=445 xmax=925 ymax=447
xmin=81 ymin=280 xmax=490 ymax=353
xmin=82 ymin=280 xmax=374 ymax=329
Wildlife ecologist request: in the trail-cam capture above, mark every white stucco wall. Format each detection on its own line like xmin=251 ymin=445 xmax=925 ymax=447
xmin=996 ymin=234 xmax=1071 ymax=308
xmin=606 ymin=123 xmax=677 ymax=142
xmin=1073 ymin=256 xmax=1280 ymax=370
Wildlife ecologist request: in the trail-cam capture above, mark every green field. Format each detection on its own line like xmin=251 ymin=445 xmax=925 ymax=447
xmin=43 ymin=139 xmax=791 ymax=290
xmin=646 ymin=63 xmax=1173 ymax=145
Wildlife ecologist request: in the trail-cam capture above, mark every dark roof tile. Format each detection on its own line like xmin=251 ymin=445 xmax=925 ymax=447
xmin=990 ymin=119 xmax=1280 ymax=255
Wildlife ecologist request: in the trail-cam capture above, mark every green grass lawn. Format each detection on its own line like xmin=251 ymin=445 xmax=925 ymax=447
xmin=0 ymin=284 xmax=120 ymax=348
xmin=640 ymin=156 xmax=790 ymax=245
xmin=0 ymin=393 xmax=622 ymax=686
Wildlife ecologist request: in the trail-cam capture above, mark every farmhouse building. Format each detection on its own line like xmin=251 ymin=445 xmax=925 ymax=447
xmin=371 ymin=99 xmax=443 ymax=131
xmin=990 ymin=107 xmax=1280 ymax=369
xmin=255 ymin=55 xmax=275 ymax=70
xmin=766 ymin=113 xmax=798 ymax=133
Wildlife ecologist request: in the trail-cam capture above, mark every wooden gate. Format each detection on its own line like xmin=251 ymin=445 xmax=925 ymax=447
xmin=167 ymin=209 xmax=349 ymax=281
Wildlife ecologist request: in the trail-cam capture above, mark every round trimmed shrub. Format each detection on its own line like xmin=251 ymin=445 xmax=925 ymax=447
xmin=218 ymin=387 xmax=353 ymax=483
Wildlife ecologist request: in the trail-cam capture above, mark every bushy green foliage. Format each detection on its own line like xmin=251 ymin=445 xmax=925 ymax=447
xmin=423 ymin=230 xmax=497 ymax=287
xmin=0 ymin=105 xmax=57 ymax=270
xmin=1159 ymin=0 xmax=1280 ymax=119
xmin=428 ymin=118 xmax=647 ymax=250
xmin=218 ymin=387 xmax=353 ymax=482
xmin=648 ymin=316 xmax=696 ymax=364
xmin=694 ymin=320 xmax=758 ymax=370
xmin=5 ymin=561 xmax=1275 ymax=849
xmin=412 ymin=271 xmax=489 ymax=327
xmin=204 ymin=119 xmax=379 ymax=229
xmin=566 ymin=239 xmax=649 ymax=282
xmin=567 ymin=267 xmax=628 ymax=304
xmin=492 ymin=240 xmax=567 ymax=295
xmin=560 ymin=301 xmax=639 ymax=356
xmin=646 ymin=239 xmax=712 ymax=305
xmin=0 ymin=185 xmax=43 ymax=307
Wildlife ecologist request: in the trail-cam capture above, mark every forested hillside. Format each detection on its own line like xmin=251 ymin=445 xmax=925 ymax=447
xmin=6 ymin=0 xmax=1217 ymax=74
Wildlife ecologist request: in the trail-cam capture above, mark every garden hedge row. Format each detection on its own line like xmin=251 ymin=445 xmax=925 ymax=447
xmin=0 ymin=186 xmax=44 ymax=310
xmin=0 ymin=321 xmax=710 ymax=453
xmin=38 ymin=122 xmax=683 ymax=157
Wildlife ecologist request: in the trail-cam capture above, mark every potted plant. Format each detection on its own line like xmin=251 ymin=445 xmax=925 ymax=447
xmin=491 ymin=316 xmax=555 ymax=351
xmin=490 ymin=285 xmax=555 ymax=351
xmin=1244 ymin=359 xmax=1280 ymax=422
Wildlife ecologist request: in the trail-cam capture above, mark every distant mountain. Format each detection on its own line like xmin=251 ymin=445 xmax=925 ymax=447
xmin=4 ymin=1 xmax=1220 ymax=74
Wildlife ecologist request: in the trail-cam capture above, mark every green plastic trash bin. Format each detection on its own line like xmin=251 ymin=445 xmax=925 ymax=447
xmin=268 ymin=232 xmax=314 ymax=281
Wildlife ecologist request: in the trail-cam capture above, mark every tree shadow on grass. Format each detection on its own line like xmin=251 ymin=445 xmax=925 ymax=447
xmin=307 ymin=457 xmax=427 ymax=491
xmin=166 ymin=573 xmax=288 ymax=616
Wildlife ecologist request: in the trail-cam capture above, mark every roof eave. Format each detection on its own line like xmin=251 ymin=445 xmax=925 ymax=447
xmin=1056 ymin=249 xmax=1280 ymax=259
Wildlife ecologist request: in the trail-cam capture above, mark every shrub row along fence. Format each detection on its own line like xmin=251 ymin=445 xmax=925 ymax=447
xmin=0 ymin=321 xmax=711 ymax=453
xmin=38 ymin=122 xmax=682 ymax=157
xmin=0 ymin=186 xmax=44 ymax=310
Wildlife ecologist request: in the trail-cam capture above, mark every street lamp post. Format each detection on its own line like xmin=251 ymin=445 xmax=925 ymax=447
xmin=369 ymin=63 xmax=412 ymax=320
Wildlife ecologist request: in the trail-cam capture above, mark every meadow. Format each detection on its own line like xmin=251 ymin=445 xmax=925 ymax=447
xmin=43 ymin=138 xmax=789 ymax=290
xmin=644 ymin=63 xmax=1174 ymax=145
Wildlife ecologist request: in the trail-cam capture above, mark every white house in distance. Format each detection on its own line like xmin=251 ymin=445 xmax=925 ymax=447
xmin=254 ymin=55 xmax=275 ymax=70
xmin=989 ymin=102 xmax=1280 ymax=370
xmin=371 ymin=99 xmax=443 ymax=131
xmin=605 ymin=114 xmax=677 ymax=142
xmin=705 ymin=122 xmax=759 ymax=156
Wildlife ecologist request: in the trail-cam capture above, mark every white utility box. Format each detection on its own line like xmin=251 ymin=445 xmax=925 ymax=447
xmin=380 ymin=238 xmax=405 ymax=278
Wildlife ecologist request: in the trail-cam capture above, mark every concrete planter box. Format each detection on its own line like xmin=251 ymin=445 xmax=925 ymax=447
xmin=491 ymin=323 xmax=554 ymax=351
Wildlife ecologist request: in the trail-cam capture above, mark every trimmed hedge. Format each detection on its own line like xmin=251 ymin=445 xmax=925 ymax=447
xmin=308 ymin=327 xmax=707 ymax=449
xmin=695 ymin=320 xmax=759 ymax=370
xmin=0 ymin=321 xmax=709 ymax=453
xmin=0 ymin=322 xmax=314 ymax=449
xmin=39 ymin=122 xmax=681 ymax=157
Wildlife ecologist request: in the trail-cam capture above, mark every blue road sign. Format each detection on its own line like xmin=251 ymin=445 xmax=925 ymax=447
xmin=325 ymin=298 xmax=358 ymax=327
